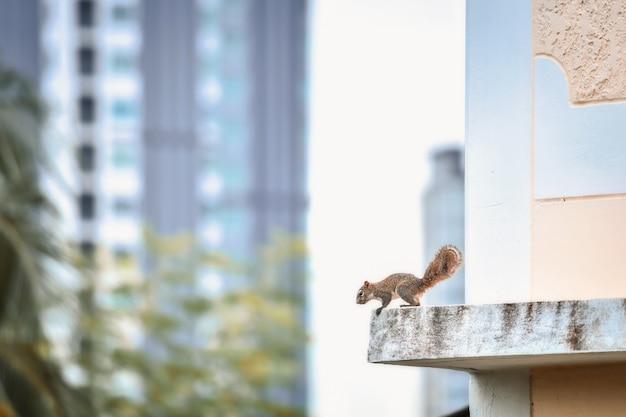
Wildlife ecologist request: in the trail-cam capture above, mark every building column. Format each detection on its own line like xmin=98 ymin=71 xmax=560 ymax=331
xmin=469 ymin=372 xmax=529 ymax=417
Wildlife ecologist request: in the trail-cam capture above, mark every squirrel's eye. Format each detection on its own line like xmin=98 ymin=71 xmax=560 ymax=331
xmin=359 ymin=290 xmax=363 ymax=296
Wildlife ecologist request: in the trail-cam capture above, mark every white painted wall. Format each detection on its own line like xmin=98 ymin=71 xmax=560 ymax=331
xmin=465 ymin=0 xmax=532 ymax=304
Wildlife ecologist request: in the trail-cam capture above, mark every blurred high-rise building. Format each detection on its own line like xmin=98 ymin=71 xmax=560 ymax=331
xmin=0 ymin=0 xmax=41 ymax=84
xmin=0 ymin=0 xmax=309 ymax=408
xmin=421 ymin=145 xmax=467 ymax=417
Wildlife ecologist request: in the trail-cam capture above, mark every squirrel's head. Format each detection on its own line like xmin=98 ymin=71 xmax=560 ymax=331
xmin=356 ymin=280 xmax=372 ymax=304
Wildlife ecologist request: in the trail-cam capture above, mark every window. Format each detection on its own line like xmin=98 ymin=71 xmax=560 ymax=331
xmin=202 ymin=221 xmax=224 ymax=247
xmin=222 ymin=164 xmax=248 ymax=191
xmin=207 ymin=208 xmax=251 ymax=259
xmin=200 ymin=171 xmax=223 ymax=197
xmin=200 ymin=55 xmax=219 ymax=77
xmin=78 ymin=47 xmax=95 ymax=75
xmin=111 ymin=4 xmax=135 ymax=22
xmin=224 ymin=77 xmax=245 ymax=100
xmin=200 ymin=9 xmax=216 ymax=29
xmin=77 ymin=0 xmax=95 ymax=27
xmin=113 ymin=198 xmax=134 ymax=216
xmin=79 ymin=241 xmax=95 ymax=261
xmin=79 ymin=96 xmax=95 ymax=123
xmin=223 ymin=30 xmax=241 ymax=49
xmin=223 ymin=121 xmax=243 ymax=142
xmin=205 ymin=78 xmax=222 ymax=105
xmin=111 ymin=99 xmax=136 ymax=120
xmin=207 ymin=33 xmax=221 ymax=54
xmin=110 ymin=51 xmax=135 ymax=73
xmin=206 ymin=121 xmax=220 ymax=143
xmin=79 ymin=193 xmax=95 ymax=219
xmin=113 ymin=247 xmax=132 ymax=263
xmin=77 ymin=144 xmax=95 ymax=172
xmin=111 ymin=142 xmax=136 ymax=168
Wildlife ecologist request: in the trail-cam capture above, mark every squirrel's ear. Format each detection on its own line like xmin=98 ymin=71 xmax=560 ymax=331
xmin=363 ymin=281 xmax=370 ymax=287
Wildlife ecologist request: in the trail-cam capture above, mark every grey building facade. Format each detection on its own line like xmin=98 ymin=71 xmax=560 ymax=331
xmin=142 ymin=0 xmax=308 ymax=261
xmin=248 ymin=0 xmax=308 ymax=244
xmin=0 ymin=0 xmax=41 ymax=85
xmin=142 ymin=0 xmax=198 ymax=236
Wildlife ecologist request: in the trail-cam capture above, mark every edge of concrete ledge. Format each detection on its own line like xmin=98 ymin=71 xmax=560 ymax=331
xmin=368 ymin=298 xmax=626 ymax=371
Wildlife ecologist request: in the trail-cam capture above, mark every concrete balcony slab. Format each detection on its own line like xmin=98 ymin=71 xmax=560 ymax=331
xmin=368 ymin=298 xmax=626 ymax=372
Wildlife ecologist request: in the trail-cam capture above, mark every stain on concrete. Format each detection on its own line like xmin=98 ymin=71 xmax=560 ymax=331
xmin=499 ymin=302 xmax=518 ymax=341
xmin=368 ymin=298 xmax=626 ymax=370
xmin=566 ymin=324 xmax=584 ymax=351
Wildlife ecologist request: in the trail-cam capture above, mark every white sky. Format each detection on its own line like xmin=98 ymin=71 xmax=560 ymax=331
xmin=307 ymin=0 xmax=466 ymax=416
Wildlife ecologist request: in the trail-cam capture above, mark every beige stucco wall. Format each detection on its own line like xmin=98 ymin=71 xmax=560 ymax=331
xmin=530 ymin=0 xmax=626 ymax=301
xmin=531 ymin=196 xmax=626 ymax=301
xmin=531 ymin=364 xmax=626 ymax=416
xmin=533 ymin=0 xmax=626 ymax=104
xmin=529 ymin=1 xmax=626 ymax=415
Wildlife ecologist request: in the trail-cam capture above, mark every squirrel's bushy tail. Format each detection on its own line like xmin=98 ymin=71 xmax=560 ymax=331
xmin=421 ymin=245 xmax=463 ymax=289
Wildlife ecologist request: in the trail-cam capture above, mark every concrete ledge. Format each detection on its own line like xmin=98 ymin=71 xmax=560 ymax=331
xmin=368 ymin=298 xmax=626 ymax=371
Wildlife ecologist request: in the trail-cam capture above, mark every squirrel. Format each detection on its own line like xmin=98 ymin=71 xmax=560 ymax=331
xmin=356 ymin=245 xmax=463 ymax=315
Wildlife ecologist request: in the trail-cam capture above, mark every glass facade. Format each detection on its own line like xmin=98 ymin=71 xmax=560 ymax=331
xmin=197 ymin=0 xmax=255 ymax=279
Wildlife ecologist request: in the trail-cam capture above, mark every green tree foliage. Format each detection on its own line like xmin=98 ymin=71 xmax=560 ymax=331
xmin=89 ymin=229 xmax=309 ymax=417
xmin=0 ymin=60 xmax=88 ymax=416
xmin=0 ymin=58 xmax=309 ymax=417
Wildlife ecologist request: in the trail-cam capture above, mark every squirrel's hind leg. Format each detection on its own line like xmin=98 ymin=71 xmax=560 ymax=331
xmin=400 ymin=301 xmax=420 ymax=308
xmin=396 ymin=282 xmax=420 ymax=307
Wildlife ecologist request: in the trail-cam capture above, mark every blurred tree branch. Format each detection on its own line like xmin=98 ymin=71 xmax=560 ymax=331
xmin=0 ymin=60 xmax=88 ymax=416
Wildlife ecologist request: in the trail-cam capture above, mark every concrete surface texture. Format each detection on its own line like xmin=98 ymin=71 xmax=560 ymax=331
xmin=368 ymin=298 xmax=626 ymax=371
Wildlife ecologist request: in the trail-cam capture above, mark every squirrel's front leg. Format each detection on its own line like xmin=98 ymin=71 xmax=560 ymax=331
xmin=375 ymin=292 xmax=392 ymax=316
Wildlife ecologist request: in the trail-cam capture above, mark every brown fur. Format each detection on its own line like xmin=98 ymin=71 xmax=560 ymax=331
xmin=356 ymin=245 xmax=463 ymax=315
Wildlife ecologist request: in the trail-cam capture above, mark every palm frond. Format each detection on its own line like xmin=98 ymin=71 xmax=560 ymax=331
xmin=0 ymin=345 xmax=88 ymax=417
xmin=0 ymin=59 xmax=86 ymax=417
